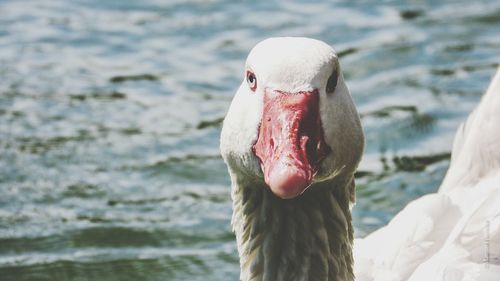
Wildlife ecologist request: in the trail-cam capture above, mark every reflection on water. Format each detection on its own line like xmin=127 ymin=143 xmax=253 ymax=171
xmin=0 ymin=0 xmax=499 ymax=280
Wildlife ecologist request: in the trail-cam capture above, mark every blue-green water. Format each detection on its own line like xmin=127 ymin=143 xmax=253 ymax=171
xmin=1 ymin=0 xmax=499 ymax=280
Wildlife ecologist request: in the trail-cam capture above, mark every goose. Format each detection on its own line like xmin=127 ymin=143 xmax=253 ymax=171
xmin=220 ymin=37 xmax=500 ymax=281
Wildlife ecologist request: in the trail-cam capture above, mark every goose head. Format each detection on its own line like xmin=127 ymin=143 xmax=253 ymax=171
xmin=221 ymin=37 xmax=364 ymax=199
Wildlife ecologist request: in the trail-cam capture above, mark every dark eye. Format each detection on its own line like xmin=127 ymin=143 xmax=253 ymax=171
xmin=326 ymin=70 xmax=338 ymax=94
xmin=246 ymin=71 xmax=257 ymax=91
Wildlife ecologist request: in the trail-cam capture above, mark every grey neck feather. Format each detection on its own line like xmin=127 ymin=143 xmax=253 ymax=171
xmin=231 ymin=176 xmax=355 ymax=281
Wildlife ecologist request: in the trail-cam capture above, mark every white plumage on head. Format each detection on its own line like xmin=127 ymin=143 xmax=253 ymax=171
xmin=221 ymin=37 xmax=500 ymax=281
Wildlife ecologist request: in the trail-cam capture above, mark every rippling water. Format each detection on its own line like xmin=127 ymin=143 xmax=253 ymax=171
xmin=1 ymin=0 xmax=499 ymax=280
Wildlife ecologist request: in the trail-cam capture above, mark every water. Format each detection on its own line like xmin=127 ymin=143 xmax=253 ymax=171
xmin=0 ymin=0 xmax=499 ymax=280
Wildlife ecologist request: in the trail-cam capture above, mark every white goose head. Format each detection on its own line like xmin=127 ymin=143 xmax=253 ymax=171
xmin=221 ymin=37 xmax=364 ymax=199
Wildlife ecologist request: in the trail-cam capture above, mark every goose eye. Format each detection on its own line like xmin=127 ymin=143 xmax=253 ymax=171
xmin=246 ymin=71 xmax=257 ymax=91
xmin=326 ymin=70 xmax=338 ymax=94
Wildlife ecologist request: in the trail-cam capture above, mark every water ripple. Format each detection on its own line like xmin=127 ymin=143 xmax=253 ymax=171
xmin=1 ymin=0 xmax=499 ymax=280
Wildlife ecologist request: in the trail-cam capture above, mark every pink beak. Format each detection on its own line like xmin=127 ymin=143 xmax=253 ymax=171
xmin=253 ymin=89 xmax=330 ymax=199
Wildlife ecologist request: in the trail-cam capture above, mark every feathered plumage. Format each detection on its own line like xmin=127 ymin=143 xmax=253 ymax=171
xmin=221 ymin=37 xmax=500 ymax=281
xmin=355 ymin=67 xmax=500 ymax=281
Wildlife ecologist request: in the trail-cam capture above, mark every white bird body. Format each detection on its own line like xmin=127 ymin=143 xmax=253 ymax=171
xmin=220 ymin=37 xmax=500 ymax=281
xmin=355 ymin=69 xmax=500 ymax=281
xmin=355 ymin=173 xmax=500 ymax=280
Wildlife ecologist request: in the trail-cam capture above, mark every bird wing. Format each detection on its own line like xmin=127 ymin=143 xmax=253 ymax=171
xmin=355 ymin=66 xmax=500 ymax=280
xmin=407 ymin=176 xmax=500 ymax=281
xmin=354 ymin=192 xmax=461 ymax=281
xmin=440 ymin=67 xmax=500 ymax=193
xmin=355 ymin=171 xmax=500 ymax=281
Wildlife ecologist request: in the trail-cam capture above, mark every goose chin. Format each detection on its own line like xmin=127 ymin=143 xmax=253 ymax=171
xmin=253 ymin=88 xmax=330 ymax=199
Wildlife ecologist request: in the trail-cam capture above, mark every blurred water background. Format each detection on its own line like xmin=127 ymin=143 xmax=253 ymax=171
xmin=1 ymin=0 xmax=500 ymax=280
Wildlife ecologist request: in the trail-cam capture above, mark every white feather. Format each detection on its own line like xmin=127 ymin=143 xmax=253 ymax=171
xmin=221 ymin=37 xmax=500 ymax=281
xmin=355 ymin=68 xmax=500 ymax=281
